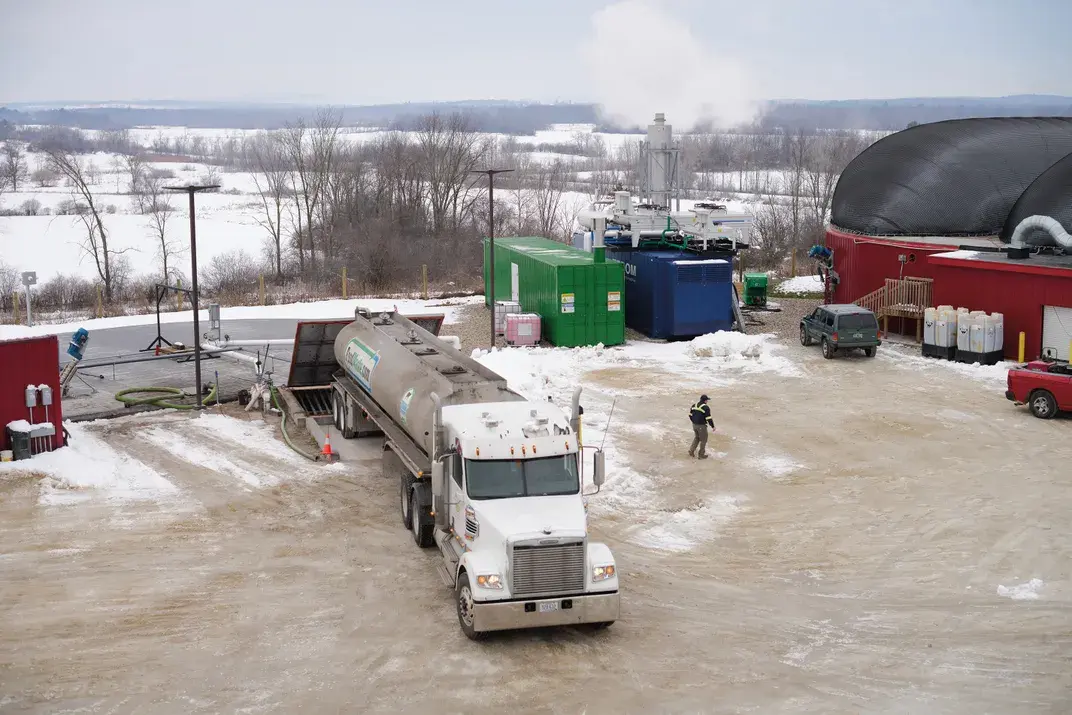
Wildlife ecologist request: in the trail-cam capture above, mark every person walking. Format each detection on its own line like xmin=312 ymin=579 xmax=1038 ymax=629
xmin=688 ymin=394 xmax=714 ymax=459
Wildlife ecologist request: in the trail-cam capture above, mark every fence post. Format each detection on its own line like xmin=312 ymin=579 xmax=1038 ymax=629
xmin=177 ymin=278 xmax=183 ymax=312
xmin=259 ymin=275 xmax=266 ymax=306
xmin=13 ymin=291 xmax=20 ymax=324
xmin=342 ymin=267 xmax=347 ymax=300
xmin=421 ymin=264 xmax=428 ymax=300
xmin=96 ymin=284 xmax=103 ymax=318
xmin=1018 ymin=332 xmax=1025 ymax=363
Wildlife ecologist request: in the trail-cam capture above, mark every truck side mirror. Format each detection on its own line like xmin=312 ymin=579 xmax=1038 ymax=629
xmin=593 ymin=450 xmax=606 ymax=487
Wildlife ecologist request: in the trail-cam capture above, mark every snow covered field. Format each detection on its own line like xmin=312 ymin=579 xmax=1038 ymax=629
xmin=1 ymin=302 xmax=1068 ymax=712
xmin=0 ymin=124 xmax=637 ymax=287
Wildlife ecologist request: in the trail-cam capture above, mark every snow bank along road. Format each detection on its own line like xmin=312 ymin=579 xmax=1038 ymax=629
xmin=1 ymin=336 xmax=1069 ymax=713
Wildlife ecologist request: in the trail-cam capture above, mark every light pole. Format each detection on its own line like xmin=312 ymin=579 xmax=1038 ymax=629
xmin=164 ymin=183 xmax=219 ymax=410
xmin=470 ymin=168 xmax=514 ymax=349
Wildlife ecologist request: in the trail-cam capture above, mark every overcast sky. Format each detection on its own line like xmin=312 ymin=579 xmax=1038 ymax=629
xmin=2 ymin=0 xmax=1070 ymax=108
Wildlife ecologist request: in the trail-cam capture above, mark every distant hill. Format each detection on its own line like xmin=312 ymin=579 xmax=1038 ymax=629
xmin=2 ymin=96 xmax=1071 ymax=134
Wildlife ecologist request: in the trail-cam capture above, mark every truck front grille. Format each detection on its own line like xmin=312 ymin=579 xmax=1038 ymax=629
xmin=511 ymin=541 xmax=585 ymax=597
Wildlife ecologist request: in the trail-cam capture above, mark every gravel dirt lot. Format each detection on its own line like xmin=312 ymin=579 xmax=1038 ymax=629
xmin=2 ymin=305 xmax=1070 ymax=714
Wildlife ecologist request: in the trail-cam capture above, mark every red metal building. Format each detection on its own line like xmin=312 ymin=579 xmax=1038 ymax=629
xmin=826 ymin=227 xmax=999 ymax=305
xmin=0 ymin=335 xmax=66 ymax=452
xmin=928 ymin=251 xmax=1072 ymax=361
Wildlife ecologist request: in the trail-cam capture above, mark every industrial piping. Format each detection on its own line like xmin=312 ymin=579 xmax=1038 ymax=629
xmin=1010 ymin=215 xmax=1072 ymax=249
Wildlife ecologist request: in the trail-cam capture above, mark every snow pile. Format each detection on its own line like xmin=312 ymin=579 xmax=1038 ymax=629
xmin=637 ymin=495 xmax=745 ymax=553
xmin=0 ymin=295 xmax=481 ymax=341
xmin=0 ymin=421 xmax=178 ymax=505
xmin=880 ymin=347 xmax=1012 ymax=390
xmin=997 ymin=578 xmax=1044 ymax=601
xmin=142 ymin=414 xmax=325 ymax=489
xmin=776 ymin=275 xmax=825 ymax=295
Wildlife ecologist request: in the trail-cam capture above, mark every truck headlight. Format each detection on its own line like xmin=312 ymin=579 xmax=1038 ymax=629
xmin=475 ymin=573 xmax=503 ymax=590
xmin=592 ymin=565 xmax=615 ymax=582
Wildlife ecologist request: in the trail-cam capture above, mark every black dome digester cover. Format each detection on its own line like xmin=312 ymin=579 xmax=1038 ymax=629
xmin=831 ymin=117 xmax=1072 ymax=237
xmin=1001 ymin=150 xmax=1072 ymax=245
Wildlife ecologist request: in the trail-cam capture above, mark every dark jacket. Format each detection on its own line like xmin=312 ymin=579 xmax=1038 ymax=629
xmin=689 ymin=401 xmax=714 ymax=428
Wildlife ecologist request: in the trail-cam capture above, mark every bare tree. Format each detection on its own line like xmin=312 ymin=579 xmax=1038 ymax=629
xmin=785 ymin=129 xmax=813 ymax=262
xmin=416 ymin=112 xmax=484 ymax=235
xmin=1 ymin=141 xmax=29 ymax=192
xmin=281 ymin=108 xmax=342 ymax=277
xmin=124 ymin=153 xmax=146 ymax=195
xmin=531 ymin=160 xmax=569 ymax=238
xmin=45 ymin=149 xmax=121 ymax=299
xmin=141 ymin=172 xmax=181 ymax=281
xmin=244 ymin=132 xmax=291 ymax=280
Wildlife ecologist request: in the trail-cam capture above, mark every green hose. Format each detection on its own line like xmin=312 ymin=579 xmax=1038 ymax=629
xmin=270 ymin=385 xmax=319 ymax=462
xmin=114 ymin=384 xmax=218 ymax=410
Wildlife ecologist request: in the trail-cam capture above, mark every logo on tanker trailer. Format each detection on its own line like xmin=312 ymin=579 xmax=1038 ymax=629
xmin=399 ymin=388 xmax=415 ymax=425
xmin=344 ymin=338 xmax=380 ymax=392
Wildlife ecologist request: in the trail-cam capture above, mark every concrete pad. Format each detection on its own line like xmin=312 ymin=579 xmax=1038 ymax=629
xmin=305 ymin=417 xmax=382 ymax=464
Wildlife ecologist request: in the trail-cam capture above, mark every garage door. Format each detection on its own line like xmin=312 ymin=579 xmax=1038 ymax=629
xmin=1042 ymin=305 xmax=1072 ymax=361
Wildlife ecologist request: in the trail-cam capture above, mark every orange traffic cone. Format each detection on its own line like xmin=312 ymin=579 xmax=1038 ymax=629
xmin=321 ymin=433 xmax=339 ymax=462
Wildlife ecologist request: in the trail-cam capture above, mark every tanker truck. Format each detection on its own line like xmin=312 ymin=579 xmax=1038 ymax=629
xmin=329 ymin=308 xmax=620 ymax=640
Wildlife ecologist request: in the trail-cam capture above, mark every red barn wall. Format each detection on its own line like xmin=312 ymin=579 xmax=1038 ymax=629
xmin=0 ymin=336 xmax=65 ymax=452
xmin=826 ymin=227 xmax=948 ymax=303
xmin=929 ymin=261 xmax=1072 ymax=361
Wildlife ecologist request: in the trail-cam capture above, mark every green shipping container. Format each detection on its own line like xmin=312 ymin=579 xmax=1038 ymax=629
xmin=483 ymin=236 xmax=625 ymax=347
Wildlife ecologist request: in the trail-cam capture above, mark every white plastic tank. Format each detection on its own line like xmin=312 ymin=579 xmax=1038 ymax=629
xmin=957 ymin=315 xmax=972 ymax=351
xmin=937 ymin=304 xmax=954 ymax=313
xmin=923 ymin=307 xmax=937 ymax=346
xmin=614 ymin=190 xmax=631 ymax=214
xmin=935 ymin=317 xmax=950 ymax=347
xmin=970 ymin=317 xmax=986 ymax=353
xmin=970 ymin=310 xmax=987 ymax=318
xmin=991 ymin=312 xmax=1004 ymax=351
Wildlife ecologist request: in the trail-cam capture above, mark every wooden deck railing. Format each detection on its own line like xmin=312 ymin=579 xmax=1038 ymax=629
xmin=852 ymin=277 xmax=934 ymax=341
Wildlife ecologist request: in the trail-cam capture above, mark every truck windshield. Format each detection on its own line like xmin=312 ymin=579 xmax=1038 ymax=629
xmin=838 ymin=313 xmax=878 ymax=330
xmin=465 ymin=455 xmax=579 ymax=500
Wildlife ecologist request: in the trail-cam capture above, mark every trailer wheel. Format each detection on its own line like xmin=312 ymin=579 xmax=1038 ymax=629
xmin=332 ymin=391 xmax=343 ymax=431
xmin=590 ymin=621 xmax=615 ymax=630
xmin=411 ymin=488 xmax=434 ymax=548
xmin=400 ymin=474 xmax=415 ymax=530
xmin=456 ymin=574 xmax=487 ymax=641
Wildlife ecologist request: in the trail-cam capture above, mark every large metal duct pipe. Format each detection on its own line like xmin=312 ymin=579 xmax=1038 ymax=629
xmin=1010 ymin=215 xmax=1072 ymax=249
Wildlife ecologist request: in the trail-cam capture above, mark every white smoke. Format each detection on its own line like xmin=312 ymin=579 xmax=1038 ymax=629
xmin=582 ymin=0 xmax=759 ymax=130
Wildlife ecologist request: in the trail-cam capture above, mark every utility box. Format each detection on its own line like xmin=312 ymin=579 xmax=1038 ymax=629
xmin=0 ymin=336 xmax=65 ymax=453
xmin=609 ymin=249 xmax=735 ymax=339
xmin=743 ymin=273 xmax=769 ymax=307
xmin=484 ymin=237 xmax=625 ymax=347
xmin=494 ymin=301 xmax=521 ymax=336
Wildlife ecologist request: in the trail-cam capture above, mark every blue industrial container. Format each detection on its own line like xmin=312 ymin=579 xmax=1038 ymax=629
xmin=609 ymin=248 xmax=735 ymax=339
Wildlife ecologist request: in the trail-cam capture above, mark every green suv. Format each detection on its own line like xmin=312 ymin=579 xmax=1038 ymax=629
xmin=800 ymin=304 xmax=881 ymax=359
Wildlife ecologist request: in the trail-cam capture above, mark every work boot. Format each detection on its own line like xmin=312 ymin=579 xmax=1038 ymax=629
xmin=688 ymin=451 xmax=694 ymax=458
xmin=698 ymin=453 xmax=709 ymax=460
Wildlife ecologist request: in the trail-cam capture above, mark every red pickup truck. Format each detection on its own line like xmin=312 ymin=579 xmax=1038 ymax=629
xmin=1006 ymin=360 xmax=1072 ymax=419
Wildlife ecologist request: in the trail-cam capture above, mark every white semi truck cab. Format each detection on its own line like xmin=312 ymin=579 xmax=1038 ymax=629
xmin=331 ymin=308 xmax=619 ymax=640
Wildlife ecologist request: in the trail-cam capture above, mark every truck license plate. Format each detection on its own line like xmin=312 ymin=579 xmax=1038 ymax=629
xmin=853 ymin=332 xmax=863 ymax=338
xmin=538 ymin=602 xmax=559 ymax=613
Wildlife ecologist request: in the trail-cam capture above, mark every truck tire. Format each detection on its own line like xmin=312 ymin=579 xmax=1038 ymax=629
xmin=821 ymin=337 xmax=835 ymax=359
xmin=332 ymin=391 xmax=343 ymax=431
xmin=1029 ymin=390 xmax=1058 ymax=420
xmin=411 ymin=487 xmax=434 ymax=548
xmin=799 ymin=325 xmax=812 ymax=346
xmin=400 ymin=474 xmax=415 ymax=530
xmin=456 ymin=574 xmax=487 ymax=641
xmin=864 ymin=347 xmax=876 ymax=357
xmin=591 ymin=621 xmax=615 ymax=630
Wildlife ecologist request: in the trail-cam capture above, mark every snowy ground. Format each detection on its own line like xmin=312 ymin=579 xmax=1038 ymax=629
xmin=0 ymin=294 xmax=482 ymax=341
xmin=776 ymin=273 xmax=826 ymax=295
xmin=1 ymin=315 xmax=1069 ymax=712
